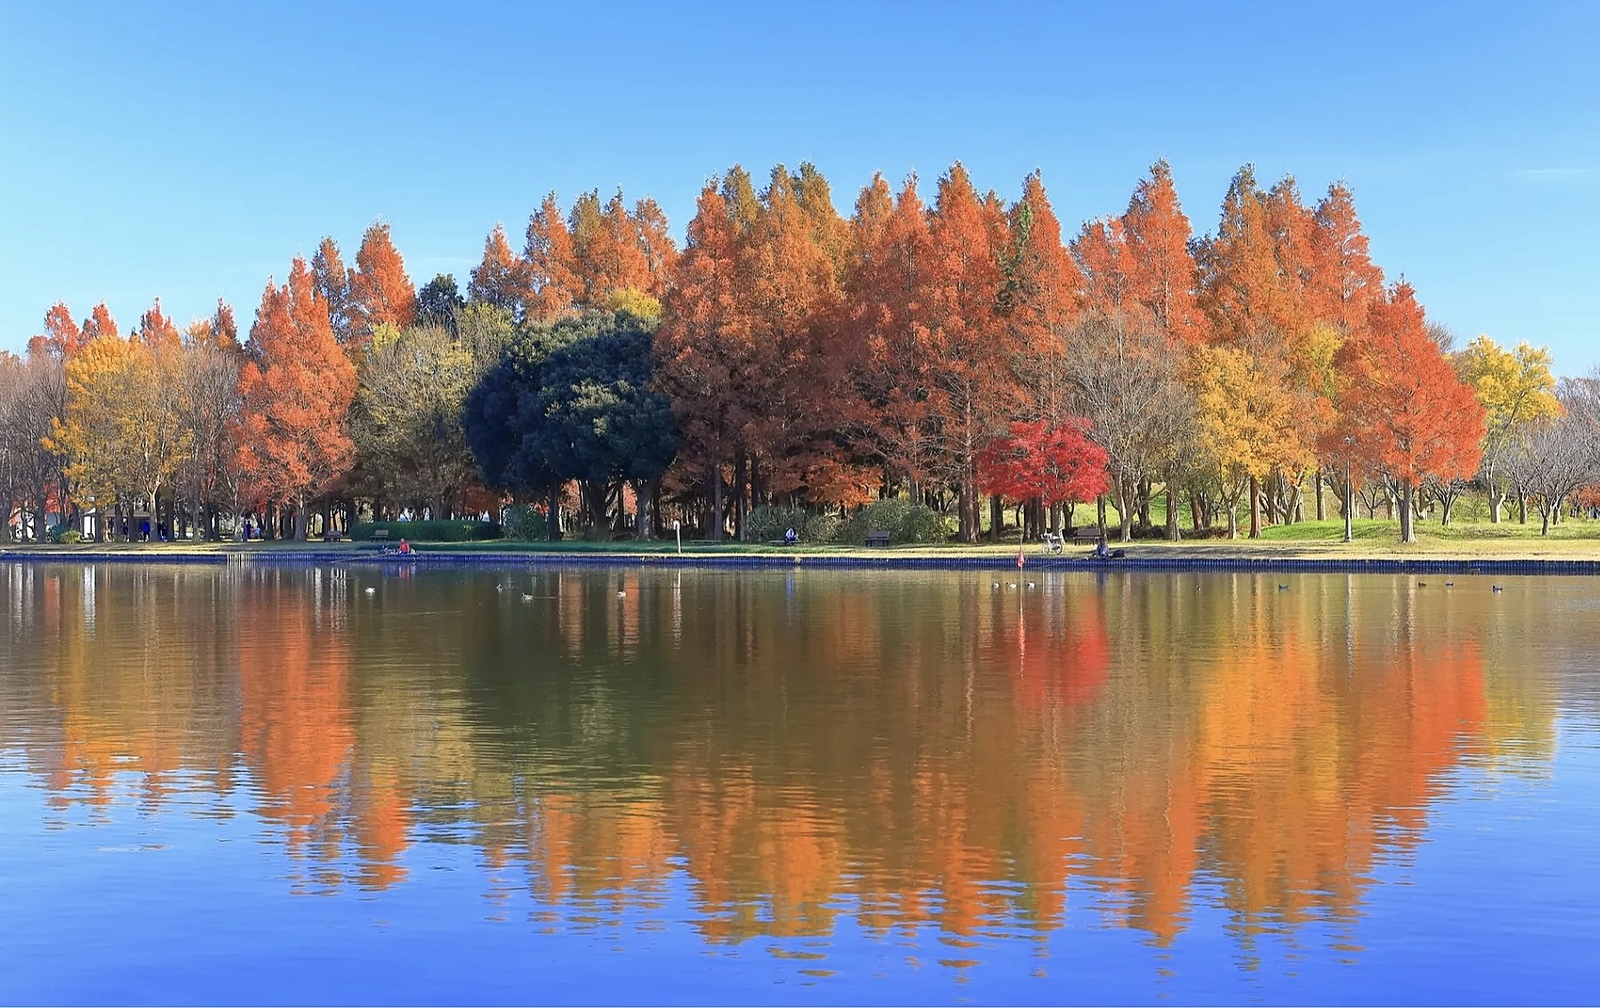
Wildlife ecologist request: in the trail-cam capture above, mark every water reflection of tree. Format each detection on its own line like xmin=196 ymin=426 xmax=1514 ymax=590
xmin=0 ymin=564 xmax=1562 ymax=957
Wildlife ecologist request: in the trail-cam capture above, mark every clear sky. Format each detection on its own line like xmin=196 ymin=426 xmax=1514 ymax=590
xmin=3 ymin=1 xmax=1597 ymax=370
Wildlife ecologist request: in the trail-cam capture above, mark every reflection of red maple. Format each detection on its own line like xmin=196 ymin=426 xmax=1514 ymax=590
xmin=1008 ymin=592 xmax=1112 ymax=707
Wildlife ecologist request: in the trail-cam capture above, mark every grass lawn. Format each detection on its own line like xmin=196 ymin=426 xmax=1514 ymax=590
xmin=9 ymin=497 xmax=1600 ymax=563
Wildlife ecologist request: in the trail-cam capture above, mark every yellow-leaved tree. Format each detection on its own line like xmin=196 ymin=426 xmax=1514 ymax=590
xmin=1191 ymin=345 xmax=1313 ymax=538
xmin=46 ymin=322 xmax=190 ymax=540
xmin=1453 ymin=336 xmax=1559 ymax=521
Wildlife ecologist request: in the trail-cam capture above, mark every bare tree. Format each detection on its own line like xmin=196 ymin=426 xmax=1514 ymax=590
xmin=0 ymin=352 xmax=67 ymax=541
xmin=177 ymin=336 xmax=246 ymax=540
xmin=1503 ymin=396 xmax=1600 ymax=535
xmin=1064 ymin=312 xmax=1195 ymax=542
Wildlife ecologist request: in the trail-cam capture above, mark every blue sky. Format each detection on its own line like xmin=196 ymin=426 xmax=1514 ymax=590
xmin=3 ymin=1 xmax=1597 ymax=370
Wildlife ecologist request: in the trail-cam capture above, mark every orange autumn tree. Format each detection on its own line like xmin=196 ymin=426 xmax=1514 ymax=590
xmin=237 ymin=257 xmax=358 ymax=540
xmin=468 ymin=223 xmax=528 ymax=315
xmin=846 ymin=172 xmax=943 ymax=496
xmin=1117 ymin=161 xmax=1206 ymax=539
xmin=311 ymin=237 xmax=357 ymax=345
xmin=921 ymin=163 xmax=1016 ymax=542
xmin=28 ymin=302 xmax=85 ymax=360
xmin=1330 ymin=283 xmax=1485 ymax=542
xmin=80 ymin=301 xmax=118 ymax=342
xmin=1005 ymin=171 xmax=1082 ymax=427
xmin=734 ymin=164 xmax=866 ymax=512
xmin=1306 ymin=182 xmax=1385 ymax=334
xmin=1124 ymin=161 xmax=1206 ymax=348
xmin=1195 ymin=167 xmax=1341 ymax=534
xmin=348 ymin=222 xmax=417 ymax=345
xmin=655 ymin=177 xmax=751 ymax=538
xmin=523 ymin=192 xmax=582 ymax=323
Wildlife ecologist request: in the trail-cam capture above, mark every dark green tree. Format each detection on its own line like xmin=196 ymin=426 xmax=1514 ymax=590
xmin=416 ymin=274 xmax=466 ymax=333
xmin=463 ymin=310 xmax=675 ymax=539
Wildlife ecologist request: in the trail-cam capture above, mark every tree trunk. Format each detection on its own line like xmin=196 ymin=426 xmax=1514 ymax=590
xmin=1096 ymin=495 xmax=1107 ymax=537
xmin=1518 ymin=490 xmax=1528 ymax=524
xmin=631 ymin=479 xmax=651 ymax=540
xmin=1165 ymin=473 xmax=1181 ymax=541
xmin=1488 ymin=472 xmax=1503 ymax=523
xmin=294 ymin=502 xmax=309 ymax=541
xmin=1315 ymin=469 xmax=1326 ymax=521
xmin=707 ymin=463 xmax=724 ymax=541
xmin=547 ymin=483 xmax=562 ymax=541
xmin=954 ymin=479 xmax=974 ymax=543
xmin=1115 ymin=475 xmax=1133 ymax=543
xmin=734 ymin=454 xmax=747 ymax=541
xmin=1248 ymin=474 xmax=1261 ymax=539
xmin=989 ymin=494 xmax=1004 ymax=543
xmin=1399 ymin=481 xmax=1415 ymax=543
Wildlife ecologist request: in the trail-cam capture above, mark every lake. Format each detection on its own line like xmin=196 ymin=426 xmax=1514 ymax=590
xmin=2 ymin=561 xmax=1597 ymax=1004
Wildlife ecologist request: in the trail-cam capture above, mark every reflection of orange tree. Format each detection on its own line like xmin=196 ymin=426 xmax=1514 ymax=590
xmin=235 ymin=571 xmax=362 ymax=878
xmin=1192 ymin=579 xmax=1488 ymax=949
xmin=647 ymin=576 xmax=1114 ymax=943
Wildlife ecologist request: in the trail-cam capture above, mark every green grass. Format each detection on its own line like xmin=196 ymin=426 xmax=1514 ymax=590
xmin=12 ymin=490 xmax=1600 ymax=560
xmin=1255 ymin=519 xmax=1392 ymax=542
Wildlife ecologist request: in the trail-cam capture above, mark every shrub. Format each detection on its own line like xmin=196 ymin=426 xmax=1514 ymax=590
xmin=837 ymin=498 xmax=951 ymax=545
xmin=895 ymin=504 xmax=951 ymax=544
xmin=802 ymin=510 xmax=842 ymax=543
xmin=745 ymin=506 xmax=809 ymax=542
xmin=351 ymin=520 xmax=502 ymax=543
xmin=57 ymin=529 xmax=85 ymax=544
xmin=744 ymin=505 xmax=846 ymax=544
xmin=501 ymin=505 xmax=549 ymax=541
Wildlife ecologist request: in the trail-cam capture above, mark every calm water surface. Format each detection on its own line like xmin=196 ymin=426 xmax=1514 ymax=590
xmin=2 ymin=562 xmax=1598 ymax=1004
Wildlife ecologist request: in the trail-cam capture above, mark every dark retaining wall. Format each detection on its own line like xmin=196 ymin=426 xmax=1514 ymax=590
xmin=7 ymin=550 xmax=1600 ymax=576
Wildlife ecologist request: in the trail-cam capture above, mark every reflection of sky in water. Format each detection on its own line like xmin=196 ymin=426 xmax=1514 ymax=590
xmin=0 ymin=564 xmax=1597 ymax=1003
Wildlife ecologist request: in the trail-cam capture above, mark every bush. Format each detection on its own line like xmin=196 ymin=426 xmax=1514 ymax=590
xmin=351 ymin=520 xmax=502 ymax=543
xmin=501 ymin=505 xmax=549 ymax=541
xmin=801 ymin=510 xmax=843 ymax=543
xmin=837 ymin=498 xmax=951 ymax=545
xmin=57 ymin=529 xmax=85 ymax=544
xmin=745 ymin=506 xmax=808 ymax=542
xmin=745 ymin=505 xmax=845 ymax=544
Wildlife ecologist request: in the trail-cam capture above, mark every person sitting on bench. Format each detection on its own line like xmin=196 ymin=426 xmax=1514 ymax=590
xmin=784 ymin=527 xmax=798 ymax=545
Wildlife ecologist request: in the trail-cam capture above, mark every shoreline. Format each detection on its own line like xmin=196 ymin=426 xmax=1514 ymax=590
xmin=8 ymin=542 xmax=1600 ymax=575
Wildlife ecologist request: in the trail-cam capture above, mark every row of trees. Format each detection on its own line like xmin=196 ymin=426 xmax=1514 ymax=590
xmin=2 ymin=162 xmax=1592 ymax=543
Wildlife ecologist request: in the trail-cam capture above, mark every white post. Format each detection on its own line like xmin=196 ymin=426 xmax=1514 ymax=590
xmin=673 ymin=519 xmax=682 ymax=555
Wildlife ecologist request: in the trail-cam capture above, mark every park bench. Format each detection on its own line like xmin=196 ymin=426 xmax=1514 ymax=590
xmin=1041 ymin=532 xmax=1064 ymax=554
xmin=864 ymin=530 xmax=891 ymax=547
xmin=372 ymin=529 xmax=390 ymax=540
xmin=1069 ymin=527 xmax=1103 ymax=544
